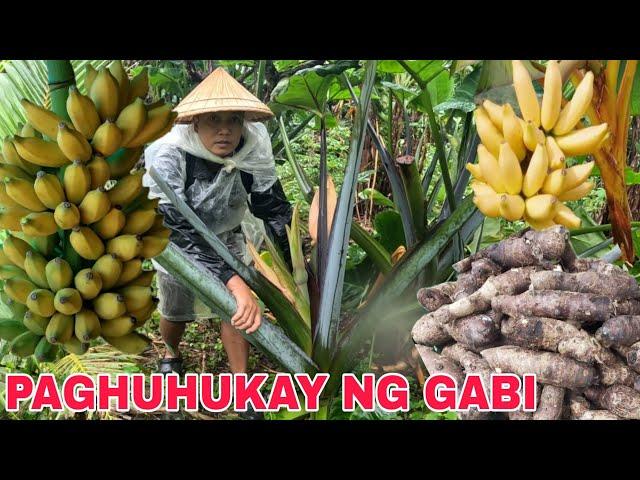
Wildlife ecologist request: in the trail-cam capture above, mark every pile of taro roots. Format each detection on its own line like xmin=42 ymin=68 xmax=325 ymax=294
xmin=412 ymin=226 xmax=640 ymax=420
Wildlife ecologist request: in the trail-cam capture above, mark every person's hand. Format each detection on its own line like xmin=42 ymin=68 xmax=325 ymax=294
xmin=226 ymin=275 xmax=262 ymax=334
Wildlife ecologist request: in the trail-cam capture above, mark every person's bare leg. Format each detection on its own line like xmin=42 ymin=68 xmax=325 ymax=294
xmin=160 ymin=317 xmax=186 ymax=359
xmin=220 ymin=321 xmax=249 ymax=374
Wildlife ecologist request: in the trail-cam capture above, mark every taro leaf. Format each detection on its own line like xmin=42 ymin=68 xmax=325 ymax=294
xmin=569 ymin=206 xmax=607 ymax=256
xmin=435 ymin=68 xmax=481 ymax=113
xmin=377 ymin=61 xmax=445 ymax=84
xmin=374 ymin=210 xmax=406 ymax=253
xmin=410 ymin=70 xmax=454 ymax=112
xmin=381 ymin=81 xmax=418 ymax=106
xmin=269 ymin=61 xmax=360 ymax=117
xmin=358 ymin=188 xmax=396 ymax=209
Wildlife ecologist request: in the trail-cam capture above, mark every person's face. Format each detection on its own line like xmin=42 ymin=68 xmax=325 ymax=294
xmin=194 ymin=111 xmax=244 ymax=157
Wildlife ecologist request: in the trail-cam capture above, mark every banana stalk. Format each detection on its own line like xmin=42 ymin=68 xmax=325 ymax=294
xmin=156 ymin=243 xmax=317 ymax=374
xmin=580 ymin=61 xmax=637 ymax=262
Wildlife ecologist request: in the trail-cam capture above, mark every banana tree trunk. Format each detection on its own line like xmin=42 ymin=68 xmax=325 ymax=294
xmin=156 ymin=244 xmax=318 ymax=374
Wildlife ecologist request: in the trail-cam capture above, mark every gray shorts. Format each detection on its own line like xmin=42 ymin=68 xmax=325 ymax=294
xmin=156 ymin=270 xmax=214 ymax=323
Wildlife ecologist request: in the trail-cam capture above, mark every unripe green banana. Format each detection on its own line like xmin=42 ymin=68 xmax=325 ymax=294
xmin=0 ymin=319 xmax=28 ymax=341
xmin=23 ymin=311 xmax=50 ymax=335
xmin=10 ymin=331 xmax=41 ymax=357
xmin=34 ymin=336 xmax=58 ymax=362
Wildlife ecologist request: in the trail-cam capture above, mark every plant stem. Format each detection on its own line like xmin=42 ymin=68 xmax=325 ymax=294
xmin=570 ymin=222 xmax=640 ymax=236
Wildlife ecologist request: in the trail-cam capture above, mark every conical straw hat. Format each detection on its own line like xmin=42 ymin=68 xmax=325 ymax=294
xmin=174 ymin=67 xmax=274 ymax=123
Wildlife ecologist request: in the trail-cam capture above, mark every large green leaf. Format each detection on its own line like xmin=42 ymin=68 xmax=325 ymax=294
xmin=0 ymin=60 xmax=112 ymax=138
xmin=435 ymin=68 xmax=481 ymax=113
xmin=377 ymin=60 xmax=445 ymax=84
xmin=374 ymin=210 xmax=406 ymax=253
xmin=411 ymin=70 xmax=454 ymax=111
xmin=269 ymin=61 xmax=360 ymax=117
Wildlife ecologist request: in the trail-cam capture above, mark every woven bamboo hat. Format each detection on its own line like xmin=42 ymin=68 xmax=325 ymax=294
xmin=174 ymin=67 xmax=274 ymax=123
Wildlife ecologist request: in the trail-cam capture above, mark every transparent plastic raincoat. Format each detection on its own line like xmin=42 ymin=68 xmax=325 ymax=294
xmin=143 ymin=121 xmax=292 ymax=286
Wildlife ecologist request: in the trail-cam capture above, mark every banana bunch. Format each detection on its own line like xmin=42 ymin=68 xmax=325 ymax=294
xmin=468 ymin=60 xmax=607 ymax=230
xmin=0 ymin=61 xmax=173 ymax=360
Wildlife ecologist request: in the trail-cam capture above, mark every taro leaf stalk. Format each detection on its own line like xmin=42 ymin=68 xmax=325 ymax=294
xmin=148 ymin=167 xmax=312 ymax=354
xmin=312 ymin=60 xmax=377 ymax=371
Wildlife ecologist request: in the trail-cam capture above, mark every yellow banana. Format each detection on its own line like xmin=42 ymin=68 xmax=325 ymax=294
xmin=53 ymin=288 xmax=83 ymax=316
xmin=148 ymin=224 xmax=170 ymax=239
xmin=116 ymin=98 xmax=147 ymax=146
xmin=20 ymin=122 xmax=37 ymax=138
xmin=525 ymin=194 xmax=558 ymax=221
xmin=471 ymin=182 xmax=500 ymax=218
xmin=0 ymin=249 xmax=12 ymax=267
xmin=148 ymin=214 xmax=165 ymax=232
xmin=140 ymin=196 xmax=160 ymax=211
xmin=482 ymin=99 xmax=504 ymax=130
xmin=558 ymin=180 xmax=594 ymax=202
xmin=89 ymin=68 xmax=120 ymax=122
xmin=46 ymin=313 xmax=74 ymax=344
xmin=107 ymin=169 xmax=144 ymax=206
xmin=106 ymin=234 xmax=143 ymax=262
xmin=540 ymin=60 xmax=562 ymax=132
xmin=26 ymin=289 xmax=56 ymax=317
xmin=522 ymin=143 xmax=549 ymax=197
xmin=109 ymin=60 xmax=130 ymax=112
xmin=23 ymin=250 xmax=49 ymax=289
xmin=66 ymin=85 xmax=101 ymax=139
xmin=125 ymin=270 xmax=155 ymax=288
xmin=23 ymin=311 xmax=50 ymax=336
xmin=101 ymin=315 xmax=136 ymax=338
xmin=0 ymin=181 xmax=22 ymax=208
xmin=125 ymin=104 xmax=174 ymax=148
xmin=553 ymin=202 xmax=582 ymax=229
xmin=57 ymin=123 xmax=92 ymax=162
xmin=34 ymin=171 xmax=66 ymax=209
xmin=3 ymin=234 xmax=31 ymax=268
xmin=21 ymin=212 xmax=57 ymax=237
xmin=498 ymin=142 xmax=523 ymax=195
xmin=0 ymin=264 xmax=27 ymax=280
xmin=53 ymin=202 xmax=80 ymax=230
xmin=4 ymin=176 xmax=46 ymax=211
xmin=62 ymin=336 xmax=89 ymax=355
xmin=92 ymin=254 xmax=123 ymax=290
xmin=502 ymin=103 xmax=527 ymax=161
xmin=563 ymin=161 xmax=595 ymax=192
xmin=63 ymin=160 xmax=91 ymax=204
xmin=2 ymin=138 xmax=39 ymax=175
xmin=465 ymin=162 xmax=484 ymax=182
xmin=542 ymin=168 xmax=566 ymax=196
xmin=140 ymin=235 xmax=169 ymax=259
xmin=79 ymin=188 xmax=111 ymax=224
xmin=524 ymin=213 xmax=556 ymax=231
xmin=122 ymin=208 xmax=156 ymax=235
xmin=498 ymin=194 xmax=525 ymax=221
xmin=4 ymin=277 xmax=36 ymax=304
xmin=20 ymin=98 xmax=68 ymax=140
xmin=512 ymin=60 xmax=540 ymax=128
xmin=0 ymin=206 xmax=31 ymax=232
xmin=474 ymin=106 xmax=503 ymax=158
xmin=87 ymin=155 xmax=111 ymax=189
xmin=119 ymin=285 xmax=152 ymax=312
xmin=102 ymin=331 xmax=151 ymax=354
xmin=84 ymin=65 xmax=98 ymax=95
xmin=128 ymin=68 xmax=149 ymax=102
xmin=523 ymin=121 xmax=545 ymax=152
xmin=114 ymin=258 xmax=142 ymax=288
xmin=45 ymin=257 xmax=73 ymax=292
xmin=93 ymin=292 xmax=127 ymax=320
xmin=13 ymin=135 xmax=70 ymax=168
xmin=74 ymin=268 xmax=103 ymax=300
xmin=74 ymin=309 xmax=101 ymax=342
xmin=477 ymin=144 xmax=505 ymax=193
xmin=91 ymin=120 xmax=123 ymax=157
xmin=546 ymin=135 xmax=566 ymax=170
xmin=555 ymin=124 xmax=609 ymax=156
xmin=70 ymin=226 xmax=105 ymax=260
xmin=92 ymin=207 xmax=126 ymax=239
xmin=553 ymin=71 xmax=595 ymax=136
xmin=131 ymin=298 xmax=158 ymax=327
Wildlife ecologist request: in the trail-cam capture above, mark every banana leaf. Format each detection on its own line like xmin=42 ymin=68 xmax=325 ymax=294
xmin=313 ymin=60 xmax=377 ymax=371
xmin=156 ymin=244 xmax=318 ymax=374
